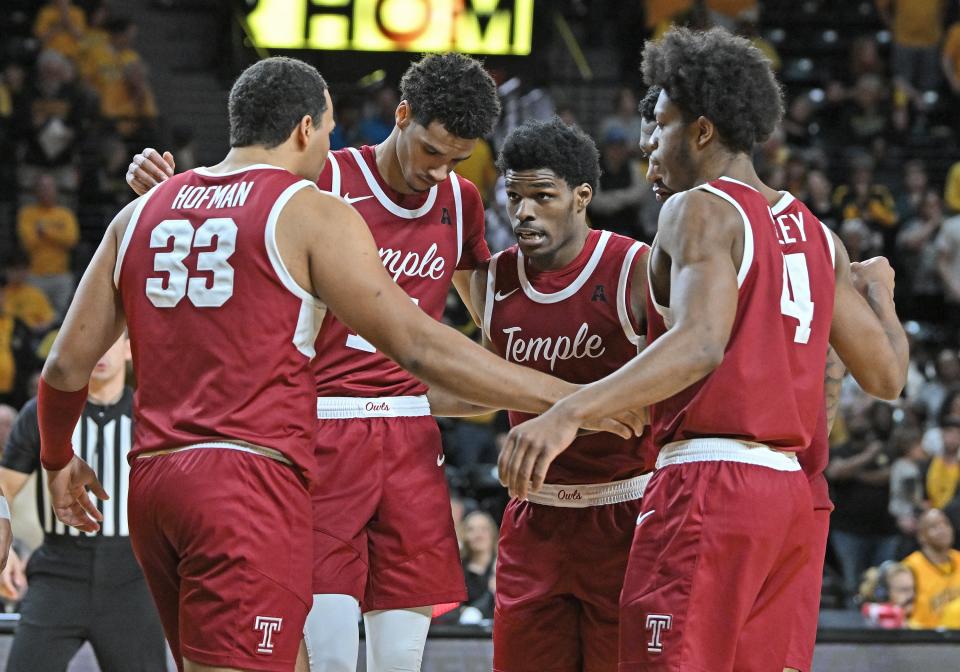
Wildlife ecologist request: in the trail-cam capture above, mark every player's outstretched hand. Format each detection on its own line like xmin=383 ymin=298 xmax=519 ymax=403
xmin=126 ymin=147 xmax=175 ymax=196
xmin=0 ymin=518 xmax=11 ymax=576
xmin=499 ymin=405 xmax=582 ymax=500
xmin=851 ymin=256 xmax=895 ymax=301
xmin=0 ymin=547 xmax=26 ymax=600
xmin=46 ymin=456 xmax=109 ymax=533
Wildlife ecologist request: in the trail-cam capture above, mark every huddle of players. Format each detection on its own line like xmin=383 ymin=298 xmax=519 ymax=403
xmin=32 ymin=26 xmax=908 ymax=672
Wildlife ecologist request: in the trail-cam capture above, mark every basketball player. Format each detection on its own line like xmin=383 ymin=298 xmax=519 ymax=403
xmin=500 ymin=28 xmax=908 ymax=671
xmin=122 ymin=53 xmax=630 ymax=672
xmin=428 ymin=118 xmax=652 ymax=671
xmin=37 ymin=57 xmax=634 ymax=672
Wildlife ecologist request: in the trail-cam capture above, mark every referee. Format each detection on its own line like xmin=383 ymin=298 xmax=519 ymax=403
xmin=0 ymin=335 xmax=166 ymax=671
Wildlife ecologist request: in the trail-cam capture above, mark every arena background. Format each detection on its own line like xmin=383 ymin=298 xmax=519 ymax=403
xmin=2 ymin=0 xmax=960 ymax=670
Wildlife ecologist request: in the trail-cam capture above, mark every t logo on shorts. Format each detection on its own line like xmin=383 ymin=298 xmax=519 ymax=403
xmin=645 ymin=614 xmax=673 ymax=654
xmin=254 ymin=616 xmax=283 ymax=654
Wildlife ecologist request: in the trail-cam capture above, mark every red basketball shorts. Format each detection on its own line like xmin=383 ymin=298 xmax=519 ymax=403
xmin=311 ymin=396 xmax=465 ymax=611
xmin=128 ymin=445 xmax=312 ymax=671
xmin=619 ymin=439 xmax=813 ymax=672
xmin=784 ymin=507 xmax=831 ymax=671
xmin=494 ymin=475 xmax=650 ymax=672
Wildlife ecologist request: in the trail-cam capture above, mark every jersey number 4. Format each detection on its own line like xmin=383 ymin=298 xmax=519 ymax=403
xmin=147 ymin=218 xmax=237 ymax=308
xmin=780 ymin=252 xmax=814 ymax=344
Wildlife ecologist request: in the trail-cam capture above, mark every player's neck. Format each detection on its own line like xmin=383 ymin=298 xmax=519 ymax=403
xmin=528 ymin=226 xmax=591 ymax=273
xmin=696 ymin=152 xmax=765 ymax=193
xmin=88 ymin=375 xmax=125 ymax=405
xmin=212 ymin=147 xmax=292 ymax=174
xmin=375 ymin=129 xmax=416 ymax=195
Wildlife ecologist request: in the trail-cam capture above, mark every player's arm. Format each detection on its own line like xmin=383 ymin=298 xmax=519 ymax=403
xmin=828 ymin=234 xmax=907 ymax=400
xmin=629 ymin=245 xmax=649 ymax=351
xmin=499 ymin=191 xmax=740 ymax=498
xmin=452 ymin=270 xmax=481 ymax=327
xmin=824 ymin=346 xmax=845 ymax=432
xmin=294 ymin=192 xmax=636 ymax=435
xmin=125 ymin=148 xmax=176 ymax=196
xmin=37 ymin=205 xmax=131 ymax=532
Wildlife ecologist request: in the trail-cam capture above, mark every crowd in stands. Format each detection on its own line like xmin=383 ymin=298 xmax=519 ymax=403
xmin=5 ymin=0 xmax=960 ymax=631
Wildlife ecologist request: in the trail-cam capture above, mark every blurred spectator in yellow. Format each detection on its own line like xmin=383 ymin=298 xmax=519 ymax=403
xmin=17 ymin=173 xmax=79 ymax=316
xmin=945 ymin=160 xmax=960 ymax=213
xmin=903 ymin=509 xmax=960 ymax=628
xmin=0 ymin=281 xmax=40 ymax=409
xmin=927 ymin=419 xmax=960 ymax=509
xmin=86 ymin=18 xmax=142 ymax=119
xmin=77 ymin=2 xmax=111 ymax=83
xmin=104 ymin=59 xmax=158 ymax=145
xmin=0 ymin=63 xmax=26 ymax=196
xmin=944 ymin=8 xmax=960 ymax=96
xmin=834 ymin=154 xmax=898 ymax=256
xmin=33 ymin=0 xmax=87 ymax=63
xmin=876 ymin=0 xmax=946 ymax=92
xmin=2 ymin=257 xmax=54 ymax=332
xmin=860 ymin=561 xmax=916 ymax=628
xmin=455 ymin=137 xmax=498 ymax=206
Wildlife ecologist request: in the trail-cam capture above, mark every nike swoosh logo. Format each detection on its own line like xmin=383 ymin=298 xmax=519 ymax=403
xmin=636 ymin=509 xmax=655 ymax=527
xmin=343 ymin=193 xmax=374 ymax=205
xmin=437 ymin=454 xmax=446 ymax=467
xmin=495 ymin=288 xmax=519 ymax=301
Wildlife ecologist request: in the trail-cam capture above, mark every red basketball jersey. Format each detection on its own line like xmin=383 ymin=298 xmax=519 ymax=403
xmin=646 ymin=177 xmax=835 ymax=455
xmin=312 ymin=145 xmax=490 ymax=397
xmin=116 ymin=165 xmax=326 ymax=481
xmin=772 ymin=191 xmax=838 ymax=509
xmin=485 ymin=229 xmax=653 ymax=484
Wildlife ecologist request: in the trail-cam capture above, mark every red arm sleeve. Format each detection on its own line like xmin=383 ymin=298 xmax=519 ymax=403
xmin=38 ymin=377 xmax=87 ymax=470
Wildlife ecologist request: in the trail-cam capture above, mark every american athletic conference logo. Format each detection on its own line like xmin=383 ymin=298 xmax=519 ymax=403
xmin=645 ymin=614 xmax=673 ymax=654
xmin=254 ymin=616 xmax=283 ymax=654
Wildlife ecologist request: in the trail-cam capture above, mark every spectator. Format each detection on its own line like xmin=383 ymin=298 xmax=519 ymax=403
xmin=889 ymin=429 xmax=928 ymax=540
xmin=895 ymin=160 xmax=929 ymax=223
xmin=917 ymin=351 xmax=960 ymax=427
xmin=599 ymin=87 xmax=644 ymax=154
xmin=102 ymin=59 xmax=158 ymax=148
xmin=936 ymin=204 xmax=960 ymax=335
xmin=0 ymin=281 xmax=40 ymax=410
xmin=902 ymin=509 xmax=960 ymax=628
xmin=359 ymin=86 xmax=398 ymax=146
xmin=840 ymin=75 xmax=892 ymax=157
xmin=86 ymin=18 xmax=142 ymax=122
xmin=946 ymin=6 xmax=960 ymax=133
xmin=897 ymin=190 xmax=945 ymax=320
xmin=947 ymin=159 xmax=960 ymax=213
xmin=17 ymin=173 xmax=79 ymax=316
xmin=455 ymin=137 xmax=498 ymax=206
xmin=33 ymin=0 xmax=87 ymax=63
xmin=806 ymin=169 xmax=840 ymax=231
xmin=839 ymin=217 xmax=883 ymax=262
xmin=2 ymin=256 xmax=55 ymax=332
xmin=927 ymin=418 xmax=960 ymax=509
xmin=589 ymin=127 xmax=647 ymax=239
xmin=0 ymin=63 xmax=26 ymax=197
xmin=833 ymin=154 xmax=898 ymax=258
xmin=827 ymin=407 xmax=900 ymax=601
xmin=19 ymin=49 xmax=88 ymax=190
xmin=782 ymin=94 xmax=818 ymax=149
xmin=460 ymin=511 xmax=497 ymax=622
xmin=875 ymin=0 xmax=947 ymax=96
xmin=859 ymin=561 xmax=916 ymax=628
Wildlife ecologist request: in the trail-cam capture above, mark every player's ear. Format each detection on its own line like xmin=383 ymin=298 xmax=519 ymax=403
xmin=576 ymin=184 xmax=593 ymax=210
xmin=695 ymin=116 xmax=715 ymax=149
xmin=396 ymin=100 xmax=412 ymax=130
xmin=294 ymin=114 xmax=313 ymax=149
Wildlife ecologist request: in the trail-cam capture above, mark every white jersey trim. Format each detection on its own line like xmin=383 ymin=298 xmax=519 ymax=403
xmin=770 ymin=191 xmax=795 ymax=215
xmin=646 ymin=234 xmax=672 ymax=321
xmin=718 ymin=175 xmax=760 ymax=193
xmin=822 ymin=223 xmax=837 ymax=269
xmin=483 ymin=252 xmax=500 ymax=341
xmin=114 ymin=182 xmax=163 ymax=288
xmin=192 ymin=163 xmax=287 ymax=177
xmin=265 ymin=180 xmax=327 ymax=358
xmin=316 ymin=395 xmax=431 ymax=419
xmin=327 ymin=153 xmax=342 ymax=196
xmin=617 ymin=241 xmax=646 ymax=346
xmin=698 ymin=184 xmax=755 ymax=288
xmin=451 ymin=173 xmax=464 ymax=265
xmin=346 ymin=147 xmax=438 ymax=219
xmin=136 ymin=440 xmax=293 ymax=466
xmin=518 ymin=230 xmax=612 ymax=304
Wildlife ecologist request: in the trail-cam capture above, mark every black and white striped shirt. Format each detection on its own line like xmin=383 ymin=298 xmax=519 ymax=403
xmin=2 ymin=388 xmax=134 ymax=538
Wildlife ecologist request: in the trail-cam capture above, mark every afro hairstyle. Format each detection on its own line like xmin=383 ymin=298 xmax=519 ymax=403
xmin=496 ymin=117 xmax=600 ymax=191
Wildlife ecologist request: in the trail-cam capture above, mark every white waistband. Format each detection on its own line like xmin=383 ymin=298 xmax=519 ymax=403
xmin=656 ymin=438 xmax=800 ymax=472
xmin=524 ymin=474 xmax=652 ymax=508
xmin=135 ymin=441 xmax=293 ymax=466
xmin=316 ymin=395 xmax=431 ymax=419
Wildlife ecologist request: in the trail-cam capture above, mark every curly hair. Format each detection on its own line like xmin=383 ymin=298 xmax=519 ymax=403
xmin=496 ymin=117 xmax=600 ymax=191
xmin=641 ymin=27 xmax=784 ymax=153
xmin=229 ymin=57 xmax=328 ymax=148
xmin=640 ymin=85 xmax=661 ymax=122
xmin=400 ymin=53 xmax=501 ymax=139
